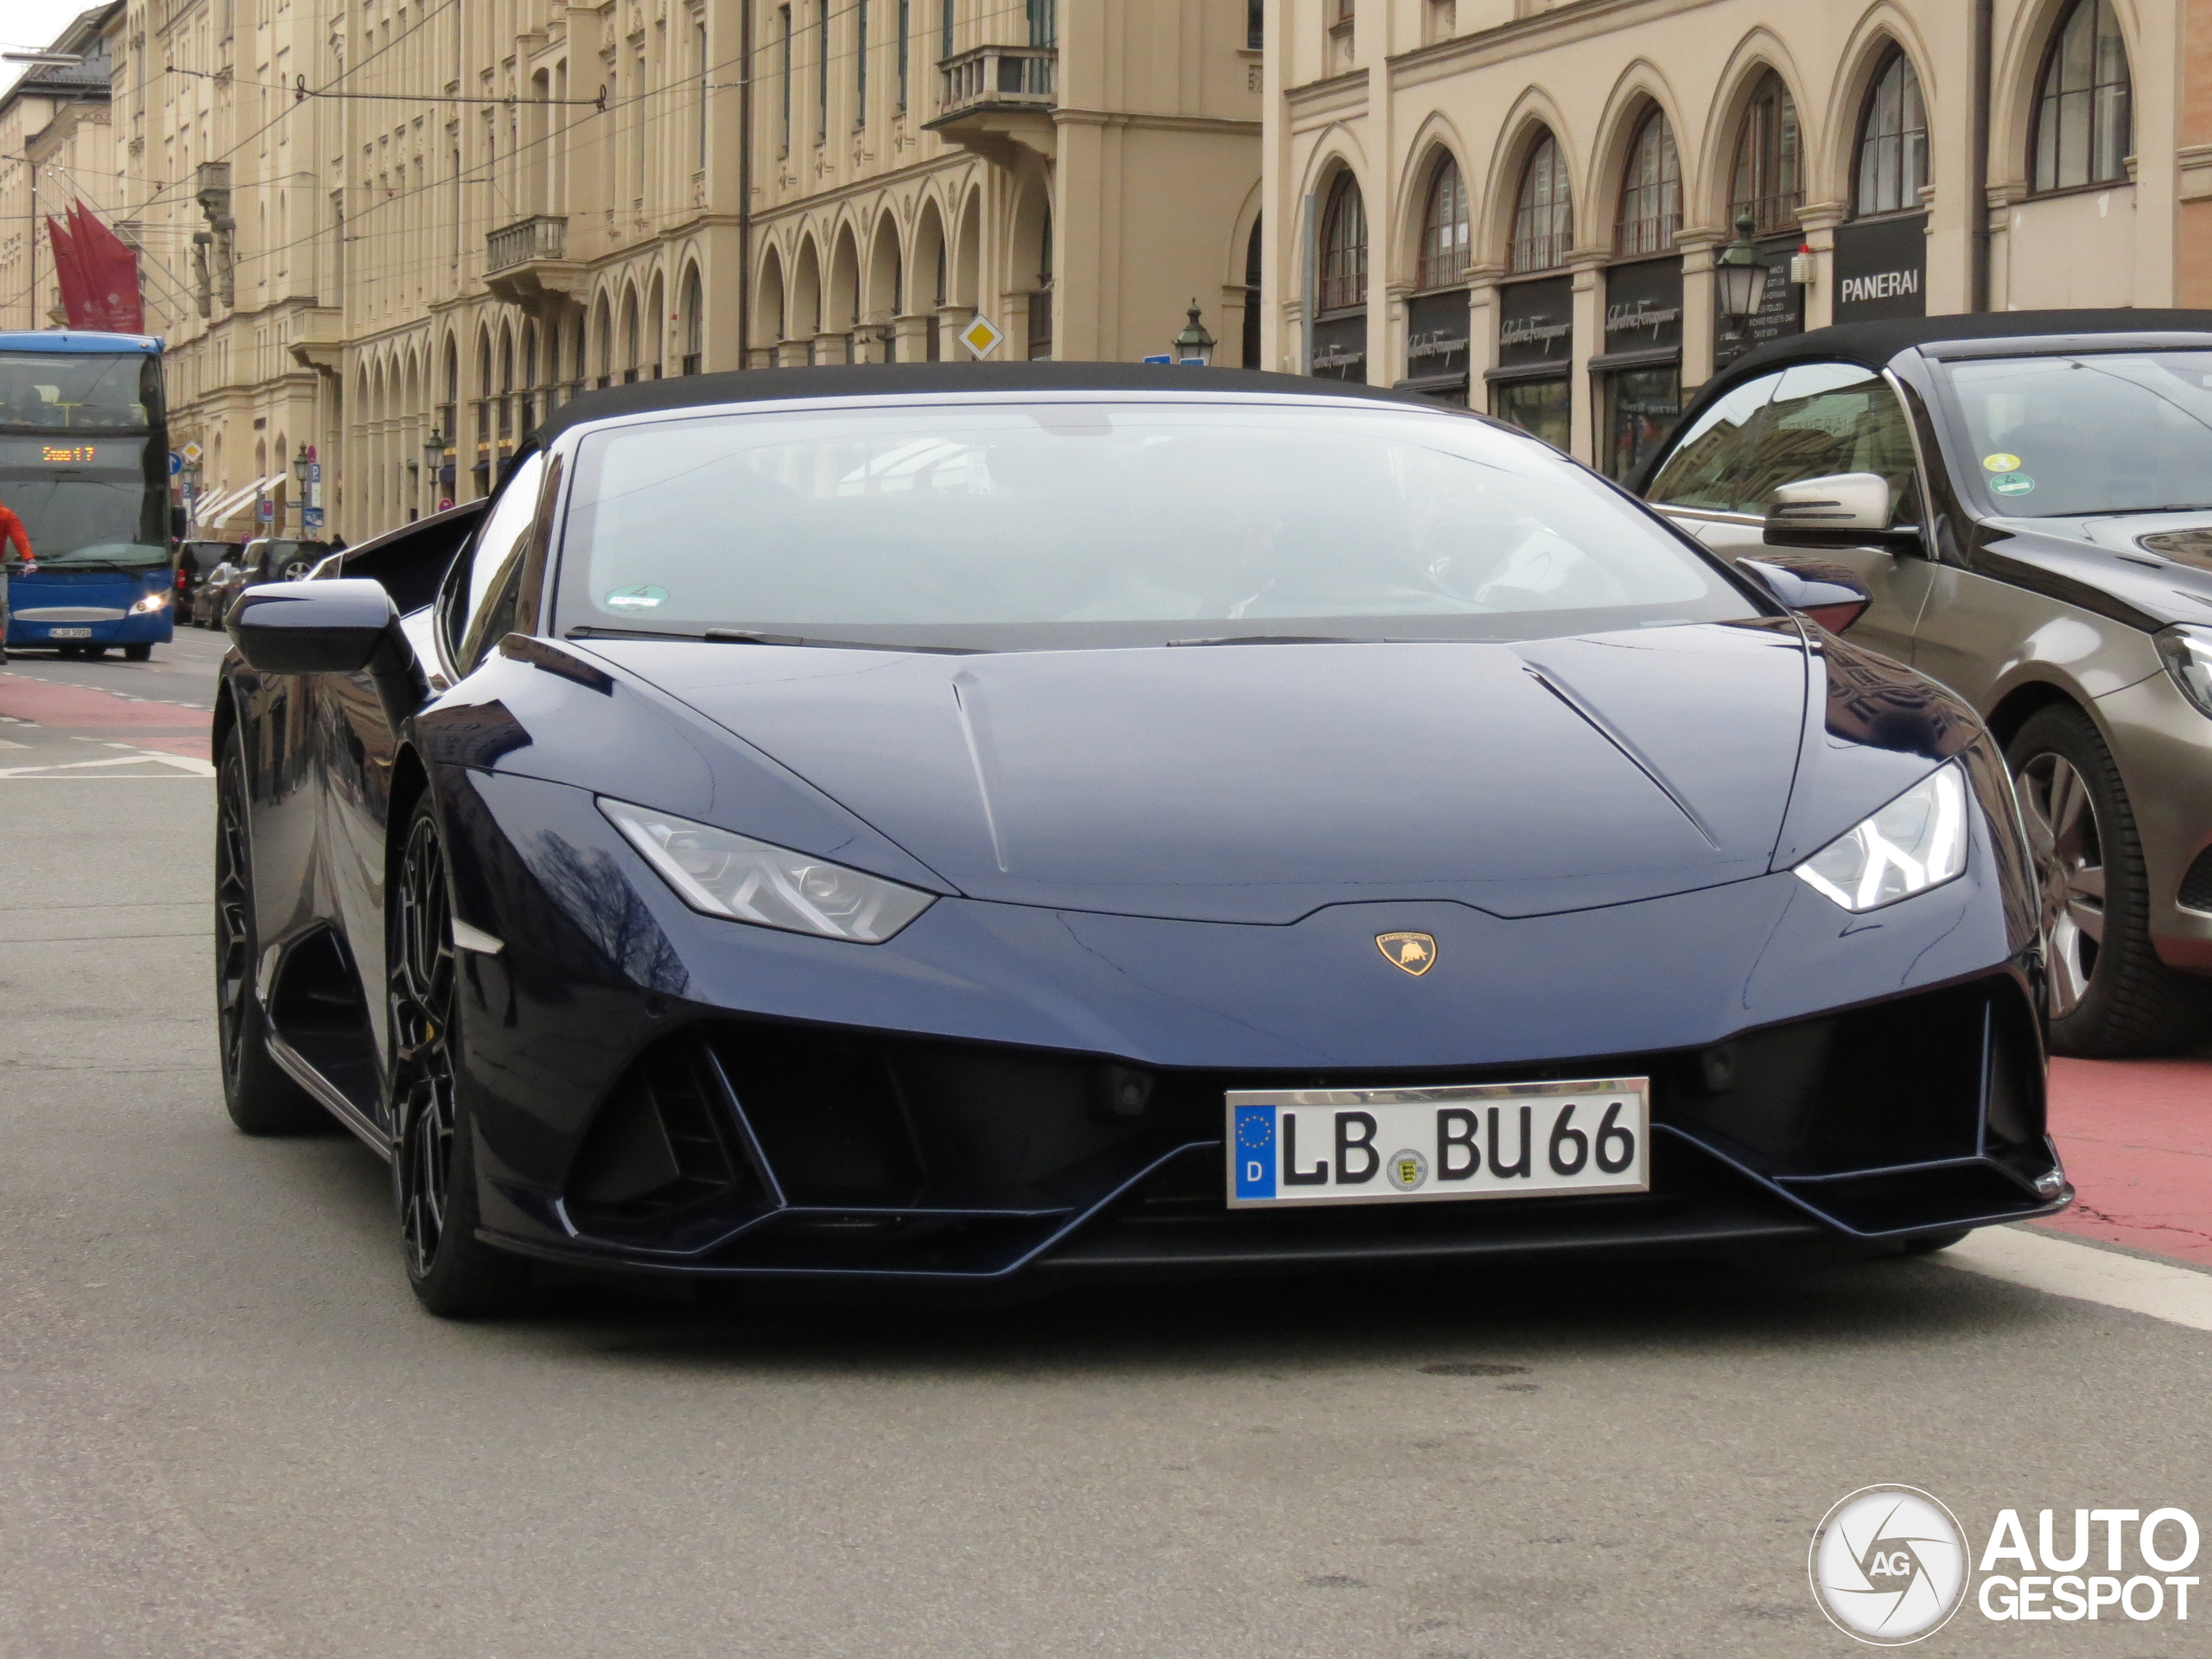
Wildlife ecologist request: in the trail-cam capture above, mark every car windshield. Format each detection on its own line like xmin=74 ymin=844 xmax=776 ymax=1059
xmin=1937 ymin=350 xmax=2212 ymax=516
xmin=555 ymin=398 xmax=1754 ymax=649
xmin=0 ymin=434 xmax=162 ymax=567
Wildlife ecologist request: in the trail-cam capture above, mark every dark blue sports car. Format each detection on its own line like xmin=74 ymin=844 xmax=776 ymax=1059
xmin=214 ymin=365 xmax=2069 ymax=1315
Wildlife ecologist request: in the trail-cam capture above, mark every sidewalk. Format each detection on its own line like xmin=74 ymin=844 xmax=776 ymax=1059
xmin=2037 ymin=1054 xmax=2212 ymax=1267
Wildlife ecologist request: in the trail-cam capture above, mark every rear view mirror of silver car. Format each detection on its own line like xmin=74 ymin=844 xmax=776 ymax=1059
xmin=1764 ymin=472 xmax=1923 ymax=553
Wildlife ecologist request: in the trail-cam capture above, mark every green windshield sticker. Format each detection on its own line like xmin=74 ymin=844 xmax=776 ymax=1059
xmin=1988 ymin=472 xmax=2036 ymax=497
xmin=604 ymin=584 xmax=668 ymax=610
xmin=1982 ymin=452 xmax=2022 ymax=473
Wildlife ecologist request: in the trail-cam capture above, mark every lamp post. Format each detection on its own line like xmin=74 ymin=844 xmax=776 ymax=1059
xmin=290 ymin=443 xmax=311 ymax=534
xmin=1173 ymin=301 xmax=1216 ymax=366
xmin=423 ymin=427 xmax=448 ymax=512
xmin=1714 ymin=213 xmax=1770 ymax=326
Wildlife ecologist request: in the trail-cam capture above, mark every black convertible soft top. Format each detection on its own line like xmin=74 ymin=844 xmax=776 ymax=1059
xmin=1715 ymin=307 xmax=2212 ymax=380
xmin=532 ymin=360 xmax=1452 ymax=447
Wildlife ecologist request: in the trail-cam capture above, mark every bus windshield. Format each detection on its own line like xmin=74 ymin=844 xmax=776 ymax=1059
xmin=0 ymin=351 xmax=159 ymax=430
xmin=0 ymin=435 xmax=165 ymax=567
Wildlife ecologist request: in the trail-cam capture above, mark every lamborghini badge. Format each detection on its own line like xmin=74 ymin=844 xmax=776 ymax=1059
xmin=1376 ymin=931 xmax=1438 ymax=976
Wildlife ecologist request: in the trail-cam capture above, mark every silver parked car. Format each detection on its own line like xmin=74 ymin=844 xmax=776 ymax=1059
xmin=1639 ymin=309 xmax=2212 ymax=1056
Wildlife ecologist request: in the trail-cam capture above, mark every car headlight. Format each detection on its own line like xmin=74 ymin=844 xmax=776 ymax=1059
xmin=1794 ymin=763 xmax=1970 ymax=912
xmin=130 ymin=589 xmax=169 ymax=613
xmin=2156 ymin=625 xmax=2212 ymax=719
xmin=599 ymin=798 xmax=936 ymax=944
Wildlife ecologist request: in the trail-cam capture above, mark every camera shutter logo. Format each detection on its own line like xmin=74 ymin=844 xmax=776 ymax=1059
xmin=1810 ymin=1485 xmax=1968 ymax=1644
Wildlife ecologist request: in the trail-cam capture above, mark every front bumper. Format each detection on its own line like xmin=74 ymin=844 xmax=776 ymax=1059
xmin=442 ymin=768 xmax=2064 ymax=1282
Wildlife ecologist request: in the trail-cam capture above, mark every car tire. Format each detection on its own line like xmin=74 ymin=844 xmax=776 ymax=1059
xmin=389 ymin=798 xmax=531 ymax=1318
xmin=215 ymin=734 xmax=327 ymax=1135
xmin=123 ymin=642 xmax=151 ymax=662
xmin=2008 ymin=704 xmax=2208 ymax=1056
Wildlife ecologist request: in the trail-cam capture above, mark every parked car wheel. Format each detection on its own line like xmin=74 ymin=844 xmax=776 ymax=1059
xmin=389 ymin=798 xmax=531 ymax=1318
xmin=216 ymin=734 xmax=327 ymax=1135
xmin=2008 ymin=703 xmax=2207 ymax=1056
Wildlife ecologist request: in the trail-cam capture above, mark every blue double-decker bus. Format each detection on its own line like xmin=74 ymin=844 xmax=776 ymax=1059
xmin=0 ymin=331 xmax=175 ymax=659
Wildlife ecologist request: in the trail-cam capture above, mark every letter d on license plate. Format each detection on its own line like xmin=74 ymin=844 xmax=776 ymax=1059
xmin=1226 ymin=1077 xmax=1649 ymax=1208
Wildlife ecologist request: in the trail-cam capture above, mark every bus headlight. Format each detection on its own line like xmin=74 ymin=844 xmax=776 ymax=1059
xmin=130 ymin=590 xmax=169 ymax=613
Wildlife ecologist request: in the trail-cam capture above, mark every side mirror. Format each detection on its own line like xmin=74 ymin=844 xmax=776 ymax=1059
xmin=1764 ymin=473 xmax=1922 ymax=553
xmin=226 ymin=578 xmax=429 ymax=729
xmin=1738 ymin=553 xmax=1872 ymax=633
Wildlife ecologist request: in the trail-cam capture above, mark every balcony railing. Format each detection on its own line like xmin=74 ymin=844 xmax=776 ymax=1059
xmin=486 ymin=214 xmax=568 ymax=274
xmin=935 ymin=44 xmax=1056 ymax=123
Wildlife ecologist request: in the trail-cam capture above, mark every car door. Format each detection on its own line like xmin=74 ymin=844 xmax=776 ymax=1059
xmin=319 ymin=465 xmax=543 ymax=1107
xmin=1645 ymin=361 xmax=1936 ymax=665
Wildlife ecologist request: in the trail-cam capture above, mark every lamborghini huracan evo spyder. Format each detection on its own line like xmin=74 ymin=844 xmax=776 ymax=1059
xmin=213 ymin=364 xmax=2069 ymax=1315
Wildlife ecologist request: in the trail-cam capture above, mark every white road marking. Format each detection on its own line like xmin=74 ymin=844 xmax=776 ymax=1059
xmin=0 ymin=751 xmax=213 ymax=779
xmin=1942 ymin=1225 xmax=2212 ymax=1334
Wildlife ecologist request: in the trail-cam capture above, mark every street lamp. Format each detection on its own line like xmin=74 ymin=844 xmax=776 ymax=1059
xmin=1173 ymin=301 xmax=1216 ymax=366
xmin=1714 ymin=213 xmax=1770 ymax=324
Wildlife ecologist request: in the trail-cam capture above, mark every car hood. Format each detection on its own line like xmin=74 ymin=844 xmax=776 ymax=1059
xmin=580 ymin=623 xmax=1812 ymax=924
xmin=1986 ymin=512 xmax=2212 ymax=628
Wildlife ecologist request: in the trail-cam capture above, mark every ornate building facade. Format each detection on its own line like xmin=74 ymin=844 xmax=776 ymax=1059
xmin=1261 ymin=0 xmax=2210 ymax=477
xmin=65 ymin=0 xmax=1257 ymax=544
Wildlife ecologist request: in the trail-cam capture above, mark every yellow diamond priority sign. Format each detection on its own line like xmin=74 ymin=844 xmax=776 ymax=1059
xmin=180 ymin=441 xmax=203 ymax=464
xmin=957 ymin=315 xmax=1006 ymax=359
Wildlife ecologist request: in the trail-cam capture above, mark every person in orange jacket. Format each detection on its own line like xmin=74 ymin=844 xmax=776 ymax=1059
xmin=0 ymin=493 xmax=34 ymax=664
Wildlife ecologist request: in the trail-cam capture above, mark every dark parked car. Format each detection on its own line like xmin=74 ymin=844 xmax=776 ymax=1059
xmin=1638 ymin=310 xmax=2212 ymax=1056
xmin=213 ymin=364 xmax=2065 ymax=1315
xmin=194 ymin=537 xmax=332 ymax=627
xmin=175 ymin=539 xmax=233 ymax=619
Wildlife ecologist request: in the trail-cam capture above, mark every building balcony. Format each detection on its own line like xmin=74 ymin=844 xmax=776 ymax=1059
xmin=926 ymin=45 xmax=1058 ymax=150
xmin=483 ymin=215 xmax=587 ymax=312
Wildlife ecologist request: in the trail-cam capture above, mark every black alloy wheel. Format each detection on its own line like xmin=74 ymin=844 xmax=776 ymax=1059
xmin=388 ymin=799 xmax=530 ymax=1316
xmin=2008 ymin=704 xmax=2207 ymax=1056
xmin=214 ymin=733 xmax=325 ymax=1134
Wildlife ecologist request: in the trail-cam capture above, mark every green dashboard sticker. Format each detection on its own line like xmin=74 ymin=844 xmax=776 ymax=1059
xmin=1988 ymin=472 xmax=2036 ymax=497
xmin=604 ymin=584 xmax=668 ymax=610
xmin=1982 ymin=452 xmax=2022 ymax=473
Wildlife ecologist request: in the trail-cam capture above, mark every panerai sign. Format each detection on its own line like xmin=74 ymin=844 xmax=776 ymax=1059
xmin=1833 ymin=213 xmax=1929 ymax=323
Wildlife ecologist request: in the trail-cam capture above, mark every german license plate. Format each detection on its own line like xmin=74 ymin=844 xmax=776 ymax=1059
xmin=46 ymin=627 xmax=92 ymax=639
xmin=1227 ymin=1077 xmax=1649 ymax=1208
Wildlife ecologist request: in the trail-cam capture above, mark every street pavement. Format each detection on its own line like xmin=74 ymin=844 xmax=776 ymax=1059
xmin=2 ymin=632 xmax=2209 ymax=1657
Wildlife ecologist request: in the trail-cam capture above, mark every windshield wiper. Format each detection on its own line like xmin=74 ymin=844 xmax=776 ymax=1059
xmin=703 ymin=629 xmax=983 ymax=654
xmin=2074 ymin=505 xmax=2212 ymax=519
xmin=1166 ymin=633 xmax=1364 ymax=646
xmin=564 ymin=625 xmax=696 ymax=642
xmin=565 ymin=623 xmax=982 ymax=653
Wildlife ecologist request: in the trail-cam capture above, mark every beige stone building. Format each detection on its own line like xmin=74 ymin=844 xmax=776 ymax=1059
xmin=1261 ymin=0 xmax=2212 ymax=479
xmin=0 ymin=4 xmax=127 ymax=333
xmin=77 ymin=0 xmax=1259 ymax=546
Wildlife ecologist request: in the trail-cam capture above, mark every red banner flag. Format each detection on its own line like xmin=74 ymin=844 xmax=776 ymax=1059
xmin=67 ymin=202 xmax=144 ymax=334
xmin=45 ymin=214 xmax=95 ymax=327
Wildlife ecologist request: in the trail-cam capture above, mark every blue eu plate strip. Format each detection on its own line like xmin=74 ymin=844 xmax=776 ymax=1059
xmin=1234 ymin=1104 xmax=1276 ymax=1199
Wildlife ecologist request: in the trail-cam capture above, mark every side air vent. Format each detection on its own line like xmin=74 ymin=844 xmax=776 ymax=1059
xmin=566 ymin=1041 xmax=760 ymax=1225
xmin=2180 ymin=843 xmax=2212 ymax=914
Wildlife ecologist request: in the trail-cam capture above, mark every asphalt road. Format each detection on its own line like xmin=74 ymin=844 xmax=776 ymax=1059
xmin=1 ymin=634 xmax=2208 ymax=1657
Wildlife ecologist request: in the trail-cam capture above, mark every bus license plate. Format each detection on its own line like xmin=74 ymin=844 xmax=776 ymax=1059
xmin=46 ymin=628 xmax=92 ymax=639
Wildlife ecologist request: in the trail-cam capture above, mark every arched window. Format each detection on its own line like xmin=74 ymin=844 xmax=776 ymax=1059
xmin=2033 ymin=0 xmax=2131 ymax=193
xmin=1615 ymin=109 xmax=1681 ymax=255
xmin=1319 ymin=171 xmax=1367 ymax=312
xmin=1418 ymin=155 xmax=1470 ymax=289
xmin=682 ymin=265 xmax=704 ymax=372
xmin=1510 ymin=130 xmax=1572 ymax=274
xmin=1729 ymin=71 xmax=1801 ymax=232
xmin=1856 ymin=48 xmax=1929 ymax=215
